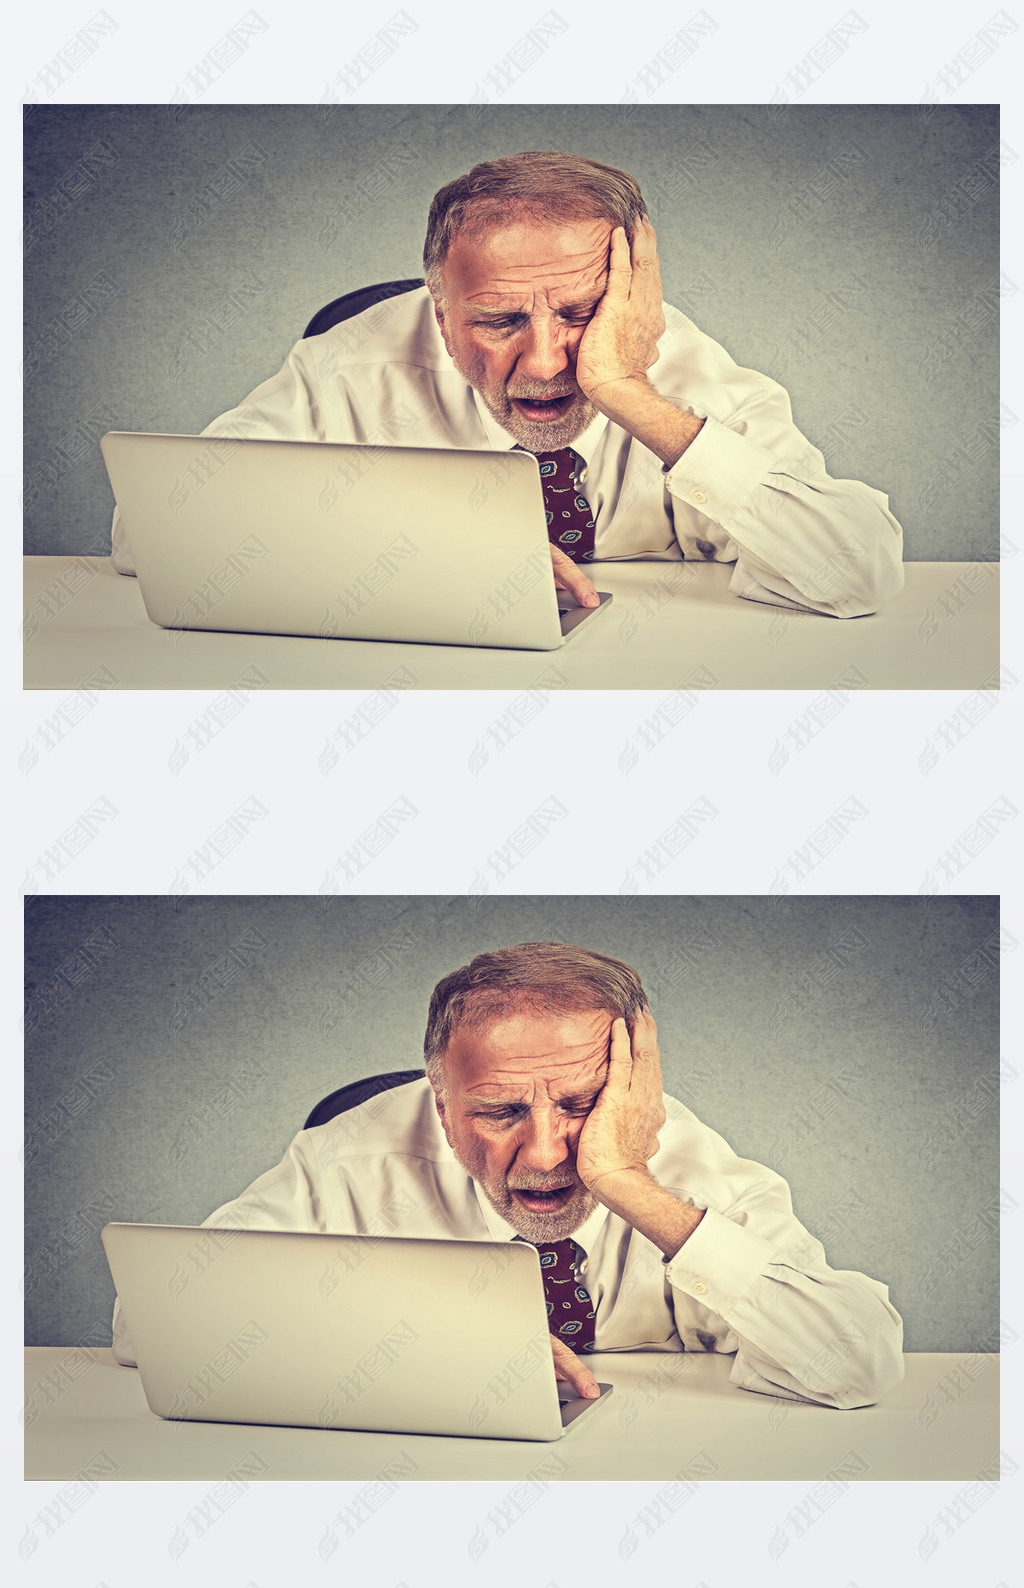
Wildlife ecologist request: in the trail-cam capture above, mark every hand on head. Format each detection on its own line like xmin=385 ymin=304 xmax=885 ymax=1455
xmin=575 ymin=218 xmax=667 ymax=403
xmin=575 ymin=1008 xmax=667 ymax=1193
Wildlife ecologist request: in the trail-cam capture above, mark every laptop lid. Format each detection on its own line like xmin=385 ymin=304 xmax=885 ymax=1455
xmin=102 ymin=1223 xmax=611 ymax=1441
xmin=100 ymin=433 xmax=612 ymax=651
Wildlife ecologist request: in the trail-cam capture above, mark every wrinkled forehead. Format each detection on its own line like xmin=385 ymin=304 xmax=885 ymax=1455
xmin=443 ymin=1001 xmax=614 ymax=1090
xmin=441 ymin=214 xmax=615 ymax=300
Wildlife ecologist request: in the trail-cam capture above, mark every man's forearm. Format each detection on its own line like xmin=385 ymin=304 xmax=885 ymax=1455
xmin=588 ymin=375 xmax=705 ymax=466
xmin=591 ymin=1166 xmax=705 ymax=1257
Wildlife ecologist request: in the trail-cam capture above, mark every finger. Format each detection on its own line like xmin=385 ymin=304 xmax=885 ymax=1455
xmin=629 ymin=218 xmax=664 ymax=314
xmin=630 ymin=1006 xmax=660 ymax=1056
xmin=550 ymin=1335 xmax=600 ymax=1398
xmin=630 ymin=1009 xmax=667 ymax=1132
xmin=631 ymin=216 xmax=659 ymax=260
xmin=549 ymin=545 xmax=599 ymax=607
xmin=630 ymin=1009 xmax=662 ymax=1083
xmin=603 ymin=225 xmax=632 ymax=298
xmin=603 ymin=1015 xmax=633 ymax=1091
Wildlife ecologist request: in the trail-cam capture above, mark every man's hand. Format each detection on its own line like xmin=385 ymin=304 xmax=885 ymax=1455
xmin=576 ymin=1009 xmax=705 ymax=1260
xmin=575 ymin=218 xmax=667 ymax=404
xmin=550 ymin=543 xmax=599 ymax=607
xmin=576 ymin=1010 xmax=667 ymax=1192
xmin=574 ymin=218 xmax=705 ymax=468
xmin=550 ymin=1333 xmax=600 ymax=1399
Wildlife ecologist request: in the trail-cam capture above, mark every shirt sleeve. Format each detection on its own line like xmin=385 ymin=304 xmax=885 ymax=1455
xmin=661 ymin=365 xmax=904 ymax=619
xmin=663 ymin=1179 xmax=905 ymax=1408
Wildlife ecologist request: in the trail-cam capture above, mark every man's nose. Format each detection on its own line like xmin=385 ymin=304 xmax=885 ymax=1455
xmin=515 ymin=318 xmax=571 ymax=383
xmin=516 ymin=1110 xmax=571 ymax=1173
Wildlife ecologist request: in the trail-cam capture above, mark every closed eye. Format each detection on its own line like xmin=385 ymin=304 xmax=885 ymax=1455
xmin=471 ymin=316 xmax=526 ymax=333
xmin=470 ymin=1095 xmax=599 ymax=1123
xmin=469 ymin=306 xmax=599 ymax=333
xmin=557 ymin=1096 xmax=599 ymax=1115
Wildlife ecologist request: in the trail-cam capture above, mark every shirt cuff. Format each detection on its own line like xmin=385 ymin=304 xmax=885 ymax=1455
xmin=663 ymin=416 xmax=776 ymax=527
xmin=664 ymin=1206 xmax=776 ymax=1311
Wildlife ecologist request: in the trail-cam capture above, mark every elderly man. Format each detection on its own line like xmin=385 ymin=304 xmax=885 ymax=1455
xmin=112 ymin=151 xmax=904 ymax=619
xmin=112 ymin=943 xmax=904 ymax=1409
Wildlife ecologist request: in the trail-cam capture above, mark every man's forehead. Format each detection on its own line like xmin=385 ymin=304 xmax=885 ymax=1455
xmin=445 ymin=216 xmax=613 ymax=296
xmin=463 ymin=1048 xmax=610 ymax=1098
xmin=448 ymin=1006 xmax=613 ymax=1083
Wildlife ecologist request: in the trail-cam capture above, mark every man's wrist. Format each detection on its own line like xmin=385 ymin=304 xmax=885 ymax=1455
xmin=585 ymin=375 xmax=705 ymax=467
xmin=587 ymin=1165 xmax=705 ymax=1259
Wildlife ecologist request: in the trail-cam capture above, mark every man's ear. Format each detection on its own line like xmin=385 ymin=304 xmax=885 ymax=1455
xmin=432 ymin=1084 xmax=454 ymax=1147
xmin=431 ymin=293 xmax=452 ymax=357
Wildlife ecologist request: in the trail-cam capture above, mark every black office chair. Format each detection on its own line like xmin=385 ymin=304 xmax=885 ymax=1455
xmin=303 ymin=1069 xmax=425 ymax=1130
xmin=302 ymin=278 xmax=425 ymax=339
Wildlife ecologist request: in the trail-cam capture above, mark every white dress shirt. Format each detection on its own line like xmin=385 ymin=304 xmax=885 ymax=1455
xmin=111 ymin=288 xmax=904 ymax=618
xmin=112 ymin=1079 xmax=904 ymax=1408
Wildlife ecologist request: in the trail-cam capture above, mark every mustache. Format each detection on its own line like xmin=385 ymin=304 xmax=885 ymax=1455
xmin=506 ymin=382 xmax=579 ymax=400
xmin=506 ymin=1170 xmax=584 ymax=1192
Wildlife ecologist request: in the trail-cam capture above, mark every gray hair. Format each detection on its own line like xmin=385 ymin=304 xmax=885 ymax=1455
xmin=423 ymin=942 xmax=648 ymax=1094
xmin=422 ymin=151 xmax=648 ymax=297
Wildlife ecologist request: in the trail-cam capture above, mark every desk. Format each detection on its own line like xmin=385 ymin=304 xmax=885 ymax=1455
xmin=24 ymin=558 xmax=998 ymax=690
xmin=24 ymin=1348 xmax=997 ymax=1480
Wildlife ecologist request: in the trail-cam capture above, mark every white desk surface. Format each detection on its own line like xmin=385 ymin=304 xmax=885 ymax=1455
xmin=24 ymin=1348 xmax=997 ymax=1481
xmin=24 ymin=557 xmax=998 ymax=691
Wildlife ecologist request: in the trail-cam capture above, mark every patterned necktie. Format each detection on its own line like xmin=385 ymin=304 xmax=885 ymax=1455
xmin=533 ymin=449 xmax=596 ymax=563
xmin=535 ymin=1238 xmax=597 ymax=1354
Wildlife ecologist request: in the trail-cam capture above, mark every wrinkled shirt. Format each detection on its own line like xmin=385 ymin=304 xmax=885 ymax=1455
xmin=112 ymin=1079 xmax=904 ymax=1408
xmin=111 ymin=288 xmax=904 ymax=618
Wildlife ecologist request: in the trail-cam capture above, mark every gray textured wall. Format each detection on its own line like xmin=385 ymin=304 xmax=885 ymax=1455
xmin=24 ymin=104 xmax=999 ymax=560
xmin=25 ymin=895 xmax=1000 ymax=1352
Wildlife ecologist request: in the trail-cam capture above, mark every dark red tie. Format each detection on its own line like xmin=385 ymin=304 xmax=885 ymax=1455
xmin=534 ymin=449 xmax=596 ymax=563
xmin=535 ymin=1239 xmax=596 ymax=1353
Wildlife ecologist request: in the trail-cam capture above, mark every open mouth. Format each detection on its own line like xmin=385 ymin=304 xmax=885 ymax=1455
xmin=509 ymin=392 xmax=576 ymax=423
xmin=511 ymin=1184 xmax=576 ymax=1213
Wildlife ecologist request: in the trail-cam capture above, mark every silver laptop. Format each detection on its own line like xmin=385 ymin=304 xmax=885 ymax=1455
xmin=100 ymin=433 xmax=613 ymax=650
xmin=102 ymin=1223 xmax=612 ymax=1441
